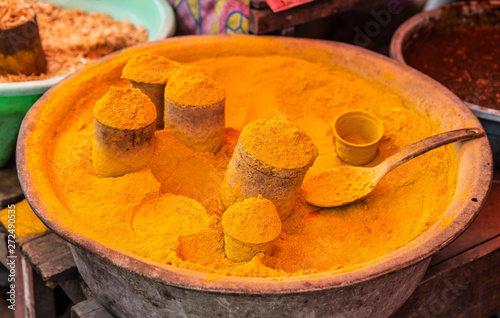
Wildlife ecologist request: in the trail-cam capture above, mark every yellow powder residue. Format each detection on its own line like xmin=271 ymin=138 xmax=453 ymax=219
xmin=165 ymin=65 xmax=226 ymax=106
xmin=303 ymin=166 xmax=377 ymax=207
xmin=133 ymin=194 xmax=211 ymax=236
xmin=0 ymin=200 xmax=48 ymax=238
xmin=222 ymin=196 xmax=282 ymax=244
xmin=179 ymin=229 xmax=224 ymax=265
xmin=93 ymin=86 xmax=156 ymax=130
xmin=148 ymin=129 xmax=233 ymax=203
xmin=440 ymin=216 xmax=454 ymax=229
xmin=121 ymin=53 xmax=180 ymax=84
xmin=35 ymin=51 xmax=457 ymax=278
xmin=240 ymin=119 xmax=318 ymax=170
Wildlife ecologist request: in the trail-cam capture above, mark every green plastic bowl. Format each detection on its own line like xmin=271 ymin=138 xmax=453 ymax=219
xmin=0 ymin=0 xmax=175 ymax=167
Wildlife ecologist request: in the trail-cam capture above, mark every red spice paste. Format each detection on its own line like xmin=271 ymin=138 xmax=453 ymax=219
xmin=404 ymin=27 xmax=500 ymax=110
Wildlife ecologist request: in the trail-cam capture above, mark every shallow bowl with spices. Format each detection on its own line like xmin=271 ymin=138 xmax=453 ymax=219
xmin=0 ymin=0 xmax=175 ymax=167
xmin=18 ymin=36 xmax=492 ymax=317
xmin=390 ymin=1 xmax=500 ymax=167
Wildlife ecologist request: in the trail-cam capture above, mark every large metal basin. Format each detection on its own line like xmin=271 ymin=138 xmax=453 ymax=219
xmin=17 ymin=36 xmax=492 ymax=317
xmin=390 ymin=1 xmax=500 ymax=167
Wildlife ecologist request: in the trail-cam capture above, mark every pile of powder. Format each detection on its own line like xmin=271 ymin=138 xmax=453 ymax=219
xmin=133 ymin=194 xmax=212 ymax=237
xmin=165 ymin=66 xmax=226 ymax=106
xmin=121 ymin=53 xmax=180 ymax=84
xmin=239 ymin=119 xmax=318 ymax=170
xmin=93 ymin=86 xmax=157 ymax=130
xmin=222 ymin=196 xmax=282 ymax=244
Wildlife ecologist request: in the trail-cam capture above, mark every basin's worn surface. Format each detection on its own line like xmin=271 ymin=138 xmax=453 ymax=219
xmin=390 ymin=1 xmax=500 ymax=167
xmin=70 ymin=244 xmax=430 ymax=317
xmin=18 ymin=36 xmax=493 ymax=317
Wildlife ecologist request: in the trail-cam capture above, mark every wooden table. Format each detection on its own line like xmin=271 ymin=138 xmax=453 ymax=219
xmin=0 ymin=230 xmax=87 ymax=318
xmin=1 ymin=169 xmax=499 ymax=317
xmin=0 ymin=157 xmax=23 ymax=207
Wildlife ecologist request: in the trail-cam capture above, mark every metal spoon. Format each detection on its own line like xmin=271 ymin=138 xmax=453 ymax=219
xmin=303 ymin=128 xmax=484 ymax=208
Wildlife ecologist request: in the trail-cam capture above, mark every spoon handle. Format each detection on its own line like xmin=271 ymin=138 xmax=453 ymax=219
xmin=379 ymin=127 xmax=484 ymax=176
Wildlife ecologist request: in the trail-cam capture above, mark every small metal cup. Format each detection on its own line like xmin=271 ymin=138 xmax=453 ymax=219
xmin=333 ymin=110 xmax=384 ymax=166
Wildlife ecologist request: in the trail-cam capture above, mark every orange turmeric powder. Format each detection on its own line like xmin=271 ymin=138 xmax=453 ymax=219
xmin=122 ymin=53 xmax=180 ymax=130
xmin=238 ymin=119 xmax=317 ymax=170
xmin=222 ymin=196 xmax=282 ymax=262
xmin=222 ymin=195 xmax=282 ymax=244
xmin=133 ymin=194 xmax=212 ymax=236
xmin=163 ymin=65 xmax=226 ymax=153
xmin=0 ymin=200 xmax=48 ymax=237
xmin=92 ymin=86 xmax=157 ymax=177
xmin=121 ymin=53 xmax=180 ymax=84
xmin=29 ymin=48 xmax=458 ymax=278
xmin=221 ymin=119 xmax=318 ymax=220
xmin=165 ymin=66 xmax=225 ymax=106
xmin=93 ymin=86 xmax=156 ymax=130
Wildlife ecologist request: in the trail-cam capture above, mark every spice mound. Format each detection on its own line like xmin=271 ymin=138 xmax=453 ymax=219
xmin=93 ymin=86 xmax=157 ymax=130
xmin=222 ymin=196 xmax=282 ymax=244
xmin=221 ymin=119 xmax=317 ymax=221
xmin=239 ymin=119 xmax=318 ymax=170
xmin=165 ymin=66 xmax=226 ymax=106
xmin=92 ymin=86 xmax=157 ymax=177
xmin=42 ymin=52 xmax=457 ymax=278
xmin=122 ymin=53 xmax=180 ymax=85
xmin=133 ymin=194 xmax=212 ymax=237
xmin=222 ymin=196 xmax=282 ymax=262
